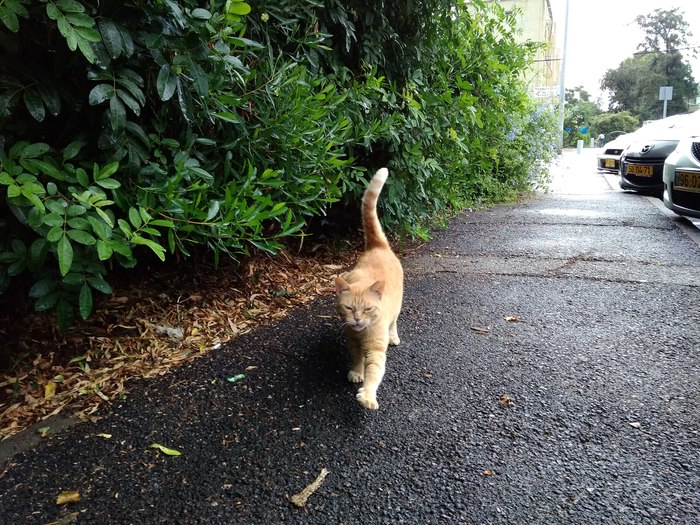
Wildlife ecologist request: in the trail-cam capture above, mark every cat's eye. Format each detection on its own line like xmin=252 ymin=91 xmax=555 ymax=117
xmin=344 ymin=305 xmax=354 ymax=311
xmin=363 ymin=307 xmax=373 ymax=312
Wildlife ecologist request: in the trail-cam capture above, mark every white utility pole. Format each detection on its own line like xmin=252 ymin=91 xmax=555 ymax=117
xmin=557 ymin=0 xmax=570 ymax=153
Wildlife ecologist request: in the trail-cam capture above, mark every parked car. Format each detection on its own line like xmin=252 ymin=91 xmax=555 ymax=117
xmin=619 ymin=113 xmax=700 ymax=196
xmin=663 ymin=137 xmax=700 ymax=218
xmin=595 ymin=124 xmax=662 ymax=173
xmin=596 ymin=134 xmax=629 ymax=172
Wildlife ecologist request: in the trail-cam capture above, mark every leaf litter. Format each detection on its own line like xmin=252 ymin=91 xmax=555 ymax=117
xmin=288 ymin=468 xmax=330 ymax=508
xmin=0 ymin=243 xmax=361 ymax=441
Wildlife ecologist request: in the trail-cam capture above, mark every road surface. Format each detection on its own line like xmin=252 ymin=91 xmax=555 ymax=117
xmin=1 ymin=149 xmax=698 ymax=524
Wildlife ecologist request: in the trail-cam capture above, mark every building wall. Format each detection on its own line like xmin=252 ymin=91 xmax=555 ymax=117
xmin=495 ymin=0 xmax=560 ymax=103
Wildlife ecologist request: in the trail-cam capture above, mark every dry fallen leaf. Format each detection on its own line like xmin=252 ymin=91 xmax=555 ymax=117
xmin=499 ymin=394 xmax=515 ymax=408
xmin=470 ymin=326 xmax=490 ymax=334
xmin=44 ymin=381 xmax=57 ymax=399
xmin=56 ymin=491 xmax=81 ymax=505
xmin=504 ymin=316 xmax=520 ymax=322
xmin=483 ymin=469 xmax=495 ymax=476
xmin=628 ymin=422 xmax=641 ymax=429
xmin=95 ymin=433 xmax=112 ymax=439
xmin=288 ymin=468 xmax=329 ymax=508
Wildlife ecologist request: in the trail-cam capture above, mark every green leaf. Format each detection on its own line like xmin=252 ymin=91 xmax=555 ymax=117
xmin=87 ymin=216 xmax=111 ymax=240
xmin=66 ymin=12 xmax=96 ymax=29
xmin=29 ymin=238 xmax=49 ymax=270
xmin=116 ymin=88 xmax=141 ymax=115
xmin=67 ymin=217 xmax=90 ymax=230
xmin=128 ymin=207 xmax=142 ymax=228
xmin=7 ymin=184 xmax=21 ymax=198
xmin=228 ymin=2 xmax=251 ymax=15
xmin=0 ymin=172 xmax=13 ymax=185
xmin=189 ymin=62 xmax=209 ymax=97
xmin=21 ymin=143 xmax=50 ymax=158
xmin=0 ymin=89 xmax=21 ymax=117
xmin=37 ymin=84 xmax=61 ymax=116
xmin=30 ymin=277 xmax=57 ymax=298
xmin=22 ymin=159 xmax=64 ymax=180
xmin=89 ymin=84 xmax=114 ymax=105
xmin=191 ymin=8 xmax=212 ymax=20
xmin=78 ymin=283 xmax=92 ymax=320
xmin=21 ymin=185 xmax=46 ymax=213
xmin=67 ymin=229 xmax=96 ymax=245
xmin=66 ymin=204 xmax=86 ymax=216
xmin=58 ymin=18 xmax=78 ymax=50
xmin=95 ymin=178 xmax=120 ymax=189
xmin=76 ymin=169 xmax=89 ymax=187
xmin=56 ymin=0 xmax=85 ymax=13
xmin=46 ymin=3 xmax=60 ymax=20
xmin=23 ymin=89 xmax=45 ymax=121
xmin=57 ymin=234 xmax=73 ymax=276
xmin=35 ymin=291 xmax=59 ymax=311
xmin=109 ymin=94 xmax=126 ymax=131
xmin=7 ymin=259 xmax=26 ymax=276
xmin=63 ymin=141 xmax=82 ymax=160
xmin=87 ymin=274 xmax=112 ymax=294
xmin=0 ymin=7 xmax=20 ymax=32
xmin=46 ymin=200 xmax=67 ymax=215
xmin=97 ymin=162 xmax=119 ymax=180
xmin=47 ymin=226 xmax=64 ymax=242
xmin=149 ymin=443 xmax=181 ymax=456
xmin=43 ymin=213 xmax=65 ymax=227
xmin=156 ymin=65 xmax=177 ymax=101
xmin=55 ymin=299 xmax=73 ymax=333
xmin=131 ymin=235 xmax=165 ymax=261
xmin=96 ymin=239 xmax=113 ymax=260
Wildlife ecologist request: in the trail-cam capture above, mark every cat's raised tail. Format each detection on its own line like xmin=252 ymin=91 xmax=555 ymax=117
xmin=361 ymin=167 xmax=390 ymax=250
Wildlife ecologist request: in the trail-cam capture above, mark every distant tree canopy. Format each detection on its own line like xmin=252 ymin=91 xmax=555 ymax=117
xmin=590 ymin=111 xmax=640 ymax=139
xmin=601 ymin=8 xmax=697 ymax=121
xmin=562 ymin=86 xmax=601 ymax=146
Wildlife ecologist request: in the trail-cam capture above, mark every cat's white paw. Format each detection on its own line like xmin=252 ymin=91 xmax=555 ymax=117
xmin=356 ymin=387 xmax=379 ymax=410
xmin=347 ymin=370 xmax=364 ymax=383
xmin=389 ymin=335 xmax=400 ymax=346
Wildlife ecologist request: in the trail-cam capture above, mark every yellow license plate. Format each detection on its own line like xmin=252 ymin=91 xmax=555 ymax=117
xmin=675 ymin=170 xmax=700 ymax=192
xmin=604 ymin=159 xmax=616 ymax=168
xmin=627 ymin=164 xmax=653 ymax=176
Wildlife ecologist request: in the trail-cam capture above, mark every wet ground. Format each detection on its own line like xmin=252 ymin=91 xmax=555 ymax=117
xmin=0 ymin=149 xmax=698 ymax=524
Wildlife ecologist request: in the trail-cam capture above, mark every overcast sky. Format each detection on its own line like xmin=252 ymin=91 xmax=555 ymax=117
xmin=549 ymin=0 xmax=700 ymax=105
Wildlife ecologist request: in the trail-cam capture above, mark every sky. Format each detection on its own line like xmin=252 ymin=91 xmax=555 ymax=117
xmin=549 ymin=0 xmax=700 ymax=105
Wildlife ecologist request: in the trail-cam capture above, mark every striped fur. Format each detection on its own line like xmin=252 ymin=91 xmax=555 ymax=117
xmin=361 ymin=167 xmax=390 ymax=250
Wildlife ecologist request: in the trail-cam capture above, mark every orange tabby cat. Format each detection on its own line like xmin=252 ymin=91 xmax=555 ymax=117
xmin=335 ymin=168 xmax=404 ymax=410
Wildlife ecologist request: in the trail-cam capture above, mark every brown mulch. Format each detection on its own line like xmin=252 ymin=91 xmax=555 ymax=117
xmin=0 ymin=238 xmax=363 ymax=441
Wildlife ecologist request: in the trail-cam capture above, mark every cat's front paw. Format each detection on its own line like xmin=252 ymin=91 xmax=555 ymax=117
xmin=356 ymin=387 xmax=379 ymax=410
xmin=389 ymin=335 xmax=400 ymax=346
xmin=347 ymin=370 xmax=364 ymax=383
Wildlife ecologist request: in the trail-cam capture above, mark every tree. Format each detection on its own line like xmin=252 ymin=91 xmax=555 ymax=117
xmin=600 ymin=8 xmax=697 ymax=121
xmin=590 ymin=111 xmax=640 ymax=139
xmin=563 ymin=86 xmax=601 ymax=146
xmin=635 ymin=8 xmax=693 ymax=55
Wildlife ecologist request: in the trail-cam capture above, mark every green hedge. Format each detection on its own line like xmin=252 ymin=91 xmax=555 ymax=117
xmin=0 ymin=0 xmax=558 ymax=330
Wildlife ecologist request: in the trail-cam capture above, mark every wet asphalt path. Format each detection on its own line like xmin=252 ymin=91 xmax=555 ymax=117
xmin=1 ymin=150 xmax=699 ymax=524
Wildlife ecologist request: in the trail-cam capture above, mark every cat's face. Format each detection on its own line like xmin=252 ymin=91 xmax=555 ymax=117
xmin=335 ymin=278 xmax=383 ymax=332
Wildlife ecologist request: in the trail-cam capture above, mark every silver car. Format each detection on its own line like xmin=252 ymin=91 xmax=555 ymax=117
xmin=663 ymin=137 xmax=700 ymax=219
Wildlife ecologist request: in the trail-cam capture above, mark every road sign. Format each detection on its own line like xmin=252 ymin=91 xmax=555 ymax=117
xmin=659 ymin=86 xmax=673 ymax=101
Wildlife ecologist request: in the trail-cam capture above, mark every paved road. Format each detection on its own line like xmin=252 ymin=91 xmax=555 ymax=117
xmin=1 ymin=150 xmax=699 ymax=524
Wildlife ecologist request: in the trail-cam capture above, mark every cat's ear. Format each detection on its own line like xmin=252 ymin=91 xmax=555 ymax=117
xmin=335 ymin=277 xmax=350 ymax=294
xmin=369 ymin=280 xmax=385 ymax=297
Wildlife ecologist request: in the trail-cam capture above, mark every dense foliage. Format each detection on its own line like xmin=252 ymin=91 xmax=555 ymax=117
xmin=0 ymin=0 xmax=557 ymax=330
xmin=601 ymin=8 xmax=697 ymax=121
